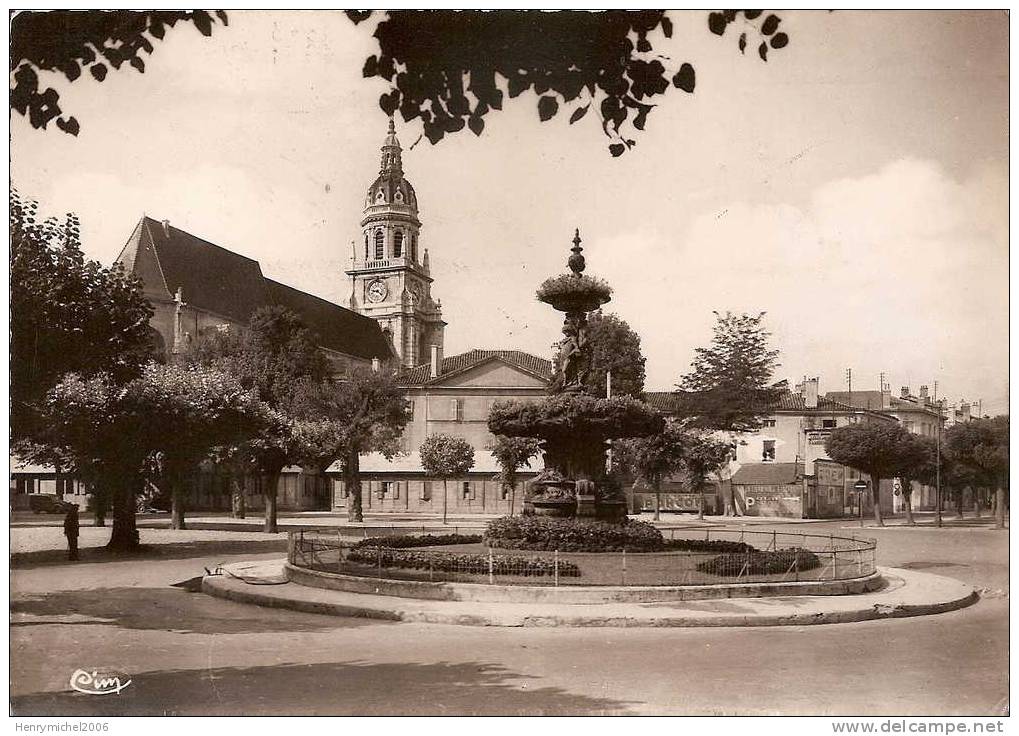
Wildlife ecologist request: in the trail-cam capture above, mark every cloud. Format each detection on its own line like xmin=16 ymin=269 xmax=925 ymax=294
xmin=616 ymin=158 xmax=1007 ymax=412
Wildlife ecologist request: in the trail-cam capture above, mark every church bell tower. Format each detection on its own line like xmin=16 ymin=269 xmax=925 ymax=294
xmin=347 ymin=119 xmax=445 ymax=369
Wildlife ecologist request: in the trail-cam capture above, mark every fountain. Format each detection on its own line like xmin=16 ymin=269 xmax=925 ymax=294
xmin=488 ymin=230 xmax=663 ymax=523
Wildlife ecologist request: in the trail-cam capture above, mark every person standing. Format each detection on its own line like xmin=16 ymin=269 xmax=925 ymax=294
xmin=63 ymin=506 xmax=80 ymax=561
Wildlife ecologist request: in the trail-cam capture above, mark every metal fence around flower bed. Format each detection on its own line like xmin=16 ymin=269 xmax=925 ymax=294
xmin=287 ymin=527 xmax=877 ymax=587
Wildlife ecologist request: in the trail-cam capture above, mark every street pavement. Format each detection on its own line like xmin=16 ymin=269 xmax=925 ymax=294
xmin=9 ymin=514 xmax=1008 ymax=716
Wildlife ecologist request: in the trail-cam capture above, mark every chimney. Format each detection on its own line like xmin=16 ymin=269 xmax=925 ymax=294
xmin=804 ymin=377 xmax=819 ymax=409
xmin=162 ymin=219 xmax=170 ymax=237
xmin=919 ymin=385 xmax=929 ymax=404
xmin=371 ymin=357 xmax=380 ymax=372
xmin=430 ymin=344 xmax=443 ymax=378
xmin=901 ymin=386 xmax=910 ymax=399
xmin=881 ymin=384 xmax=892 ymax=409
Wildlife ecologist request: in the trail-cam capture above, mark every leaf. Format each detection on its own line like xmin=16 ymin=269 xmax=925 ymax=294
xmin=771 ymin=32 xmax=789 ymax=49
xmin=55 ymin=116 xmax=79 ymax=137
xmin=129 ymin=57 xmax=145 ymax=73
xmin=362 ymin=55 xmax=379 ymax=78
xmin=739 ymin=33 xmax=747 ymax=54
xmin=90 ymin=63 xmax=107 ymax=82
xmin=538 ymin=95 xmax=559 ymax=122
xmin=192 ymin=11 xmax=213 ymax=36
xmin=633 ymin=104 xmax=650 ymax=131
xmin=637 ymin=37 xmax=651 ymax=53
xmin=507 ymin=76 xmax=528 ymax=98
xmin=707 ymin=12 xmax=727 ymax=35
xmin=761 ymin=14 xmax=780 ymax=35
xmin=661 ymin=15 xmax=673 ymax=38
xmin=215 ymin=10 xmax=229 ymax=26
xmin=758 ymin=42 xmax=769 ymax=61
xmin=672 ymin=63 xmax=695 ymax=93
xmin=345 ymin=10 xmax=372 ymax=24
xmin=609 ymin=143 xmax=625 ymax=157
xmin=568 ymin=104 xmax=589 ymax=124
xmin=379 ymin=90 xmax=400 ymax=116
xmin=468 ymin=115 xmax=484 ymax=136
xmin=743 ymin=10 xmax=763 ymax=20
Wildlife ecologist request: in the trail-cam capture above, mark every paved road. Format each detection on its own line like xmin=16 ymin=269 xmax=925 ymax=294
xmin=10 ymin=519 xmax=1008 ymax=716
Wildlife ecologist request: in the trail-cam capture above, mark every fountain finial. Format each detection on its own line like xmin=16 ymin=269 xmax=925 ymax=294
xmin=568 ymin=228 xmax=586 ymax=275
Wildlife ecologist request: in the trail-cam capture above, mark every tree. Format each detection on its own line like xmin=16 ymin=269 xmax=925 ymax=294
xmin=133 ymin=363 xmax=268 ymax=530
xmin=419 ymin=435 xmax=476 ymax=525
xmin=613 ymin=422 xmax=688 ymax=520
xmin=488 ymin=436 xmax=542 ymax=516
xmin=946 ymin=417 xmax=1009 ymax=530
xmin=11 ymin=188 xmax=155 ymax=445
xmin=11 ymin=10 xmax=228 ymax=135
xmin=189 ymin=306 xmax=332 ymax=532
xmin=29 ymin=372 xmax=152 ymax=550
xmin=292 ymin=368 xmax=411 ymax=523
xmin=679 ymin=311 xmax=788 ymax=433
xmin=683 ymin=432 xmax=732 ymax=520
xmin=584 ymin=311 xmax=646 ymax=398
xmin=890 ymin=433 xmax=937 ymax=527
xmin=825 ymin=422 xmax=917 ymax=527
xmin=349 ymin=10 xmax=789 ymax=156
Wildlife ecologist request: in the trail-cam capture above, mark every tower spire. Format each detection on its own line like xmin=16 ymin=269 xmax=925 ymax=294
xmin=380 ymin=117 xmax=403 ymax=175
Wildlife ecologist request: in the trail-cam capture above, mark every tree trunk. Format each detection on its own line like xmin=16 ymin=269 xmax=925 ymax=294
xmin=107 ymin=470 xmax=140 ymax=551
xmin=508 ymin=482 xmax=516 ymax=517
xmin=653 ymin=478 xmax=661 ymax=521
xmin=263 ymin=469 xmax=282 ymax=533
xmin=956 ymin=489 xmax=965 ymax=519
xmin=903 ymin=489 xmax=914 ymax=526
xmin=995 ymin=485 xmax=1005 ymax=530
xmin=231 ymin=474 xmax=246 ymax=519
xmin=973 ymin=488 xmax=982 ymax=518
xmin=697 ymin=481 xmax=705 ymax=521
xmin=92 ymin=484 xmax=107 ymax=527
xmin=871 ymin=474 xmax=884 ymax=527
xmin=170 ymin=473 xmax=186 ymax=531
xmin=344 ymin=450 xmax=363 ymax=523
xmin=442 ymin=479 xmax=449 ymax=525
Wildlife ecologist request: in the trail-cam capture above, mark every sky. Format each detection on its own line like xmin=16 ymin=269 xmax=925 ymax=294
xmin=10 ymin=10 xmax=1009 ymax=415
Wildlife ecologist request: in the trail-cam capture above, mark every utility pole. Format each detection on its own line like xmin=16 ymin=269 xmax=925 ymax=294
xmin=934 ymin=380 xmax=943 ymax=528
xmin=845 ymin=368 xmax=852 ymax=408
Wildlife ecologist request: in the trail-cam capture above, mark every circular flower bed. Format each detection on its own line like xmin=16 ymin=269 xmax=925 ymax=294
xmin=696 ymin=548 xmax=821 ymax=576
xmin=484 ymin=516 xmax=665 ymax=552
xmin=488 ymin=394 xmax=664 ymax=441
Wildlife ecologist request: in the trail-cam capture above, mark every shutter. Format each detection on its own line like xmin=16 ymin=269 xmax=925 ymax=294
xmin=421 ymin=481 xmax=431 ymax=501
xmin=449 ymin=399 xmax=459 ymax=420
xmin=394 ymin=481 xmax=401 ymax=500
xmin=470 ymin=482 xmax=476 ymax=500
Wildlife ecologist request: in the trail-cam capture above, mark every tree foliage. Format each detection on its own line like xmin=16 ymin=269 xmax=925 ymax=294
xmin=10 ymin=187 xmax=155 ymax=445
xmin=349 ymin=10 xmax=789 ymax=156
xmin=585 ymin=311 xmax=646 ymax=398
xmin=945 ymin=416 xmax=1008 ymax=528
xmin=613 ymin=421 xmax=688 ymax=490
xmin=825 ymin=421 xmax=915 ymax=526
xmin=488 ymin=435 xmax=542 ymax=515
xmin=420 ymin=434 xmax=476 ymax=479
xmin=10 ymin=10 xmax=228 ymax=135
xmin=679 ymin=311 xmax=788 ymax=433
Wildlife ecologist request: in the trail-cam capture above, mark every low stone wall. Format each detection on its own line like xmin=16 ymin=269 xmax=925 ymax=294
xmin=284 ymin=562 xmax=884 ymax=604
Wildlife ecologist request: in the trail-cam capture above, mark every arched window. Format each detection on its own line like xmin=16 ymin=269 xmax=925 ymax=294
xmin=374 ymin=230 xmax=384 ymax=260
xmin=394 ymin=231 xmax=403 ymax=258
xmin=410 ymin=234 xmax=418 ymax=262
xmin=364 ymin=234 xmax=369 ymax=261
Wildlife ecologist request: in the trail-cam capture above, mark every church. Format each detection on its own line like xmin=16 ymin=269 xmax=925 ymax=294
xmin=109 ymin=120 xmax=548 ymax=515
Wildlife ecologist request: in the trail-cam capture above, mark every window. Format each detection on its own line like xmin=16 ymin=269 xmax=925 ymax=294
xmin=364 ymin=234 xmax=369 ymax=260
xmin=374 ymin=230 xmax=384 ymax=260
xmin=410 ymin=234 xmax=418 ymax=262
xmin=450 ymin=398 xmax=464 ymax=422
xmin=462 ymin=481 xmax=474 ymax=500
xmin=378 ymin=481 xmax=391 ymax=499
xmin=762 ymin=419 xmax=776 ymax=428
xmin=394 ymin=231 xmax=403 ymax=258
xmin=821 ymin=419 xmax=837 ymax=429
xmin=421 ymin=481 xmax=432 ymax=502
xmin=501 ymin=484 xmax=511 ymax=500
xmin=762 ymin=440 xmax=776 ymax=462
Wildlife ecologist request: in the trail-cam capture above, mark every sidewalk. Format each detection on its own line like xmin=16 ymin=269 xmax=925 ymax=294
xmin=204 ymin=561 xmax=978 ymax=628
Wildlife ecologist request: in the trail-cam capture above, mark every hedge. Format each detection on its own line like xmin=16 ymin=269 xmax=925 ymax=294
xmin=350 ymin=534 xmax=482 ymax=550
xmin=696 ymin=548 xmax=821 ymax=577
xmin=346 ymin=547 xmax=581 ymax=578
xmin=663 ymin=538 xmax=753 ymax=554
xmin=484 ymin=516 xmax=665 ymax=552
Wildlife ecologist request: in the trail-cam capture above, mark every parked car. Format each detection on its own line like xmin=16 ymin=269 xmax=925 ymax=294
xmin=26 ymin=494 xmax=77 ymax=514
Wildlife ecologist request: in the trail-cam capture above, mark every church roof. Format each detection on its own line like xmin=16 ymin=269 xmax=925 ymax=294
xmin=399 ymin=349 xmax=553 ymax=386
xmin=116 ymin=216 xmax=393 ymax=361
xmin=265 ymin=279 xmax=393 ymax=360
